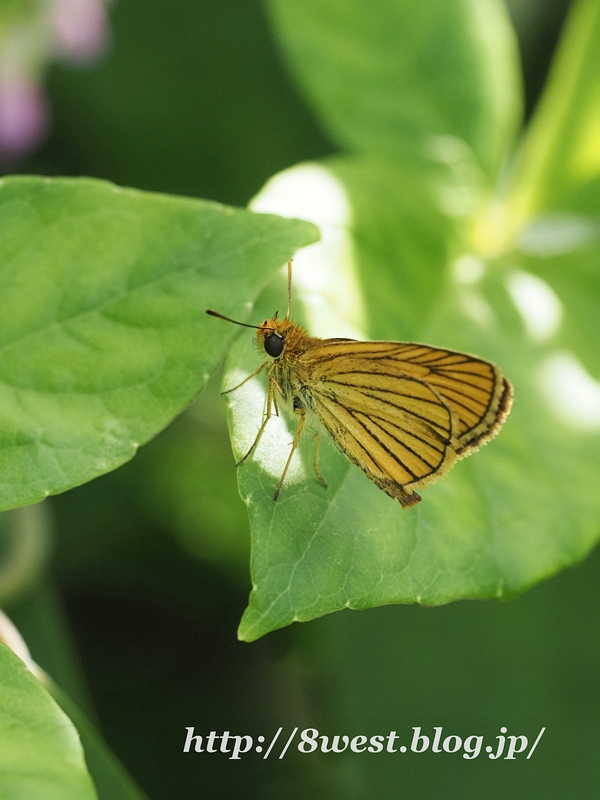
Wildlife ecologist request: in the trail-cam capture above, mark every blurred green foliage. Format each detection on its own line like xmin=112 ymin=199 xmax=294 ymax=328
xmin=29 ymin=0 xmax=334 ymax=203
xmin=2 ymin=0 xmax=600 ymax=799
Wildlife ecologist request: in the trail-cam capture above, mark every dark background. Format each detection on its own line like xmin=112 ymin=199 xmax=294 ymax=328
xmin=8 ymin=1 xmax=599 ymax=798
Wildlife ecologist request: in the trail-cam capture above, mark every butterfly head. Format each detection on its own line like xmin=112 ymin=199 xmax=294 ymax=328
xmin=256 ymin=313 xmax=296 ymax=359
xmin=206 ymin=260 xmax=301 ymax=361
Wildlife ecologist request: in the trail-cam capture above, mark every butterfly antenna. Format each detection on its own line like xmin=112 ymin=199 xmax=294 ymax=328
xmin=285 ymin=259 xmax=293 ymax=320
xmin=205 ymin=309 xmax=261 ymax=330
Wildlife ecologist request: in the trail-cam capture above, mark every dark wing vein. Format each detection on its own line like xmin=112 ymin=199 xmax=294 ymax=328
xmin=300 ymin=337 xmax=509 ymax=487
xmin=315 ymin=393 xmax=419 ymax=484
xmin=310 ymin=375 xmax=452 ymax=486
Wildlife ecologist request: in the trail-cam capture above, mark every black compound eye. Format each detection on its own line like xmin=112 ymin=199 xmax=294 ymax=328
xmin=264 ymin=333 xmax=284 ymax=357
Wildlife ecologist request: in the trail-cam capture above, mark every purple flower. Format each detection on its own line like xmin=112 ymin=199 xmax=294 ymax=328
xmin=50 ymin=0 xmax=110 ymax=63
xmin=0 ymin=74 xmax=50 ymax=160
xmin=0 ymin=0 xmax=112 ymax=159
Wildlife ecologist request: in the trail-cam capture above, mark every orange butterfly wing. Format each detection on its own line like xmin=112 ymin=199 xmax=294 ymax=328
xmin=296 ymin=340 xmax=512 ymax=507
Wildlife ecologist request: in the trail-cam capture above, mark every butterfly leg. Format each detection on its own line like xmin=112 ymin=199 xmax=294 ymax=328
xmin=236 ymin=370 xmax=277 ymax=466
xmin=222 ymin=360 xmax=268 ymax=395
xmin=313 ymin=434 xmax=328 ymax=489
xmin=271 ymin=374 xmax=286 ymax=418
xmin=274 ymin=408 xmax=306 ymax=501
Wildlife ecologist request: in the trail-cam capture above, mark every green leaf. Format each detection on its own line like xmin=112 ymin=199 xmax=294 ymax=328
xmin=46 ymin=681 xmax=149 ymax=800
xmin=327 ymin=156 xmax=456 ymax=339
xmin=223 ymin=160 xmax=600 ymax=640
xmin=0 ymin=644 xmax=97 ymax=799
xmin=216 ymin=0 xmax=600 ymax=640
xmin=265 ymin=0 xmax=522 ymax=181
xmin=0 ymin=176 xmax=318 ymax=512
xmin=508 ymin=0 xmax=600 ymax=224
xmin=518 ymin=242 xmax=600 ymax=377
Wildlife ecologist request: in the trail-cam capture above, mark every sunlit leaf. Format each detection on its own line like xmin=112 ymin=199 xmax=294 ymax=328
xmin=0 ymin=176 xmax=318 ymax=511
xmin=518 ymin=244 xmax=600 ymax=377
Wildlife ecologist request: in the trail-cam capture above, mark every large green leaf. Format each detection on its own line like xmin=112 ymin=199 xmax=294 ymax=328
xmin=0 ymin=644 xmax=97 ymax=799
xmin=0 ymin=176 xmax=318 ymax=511
xmin=265 ymin=0 xmax=522 ymax=182
xmin=222 ymin=158 xmax=600 ymax=641
xmin=508 ymin=0 xmax=600 ymax=224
